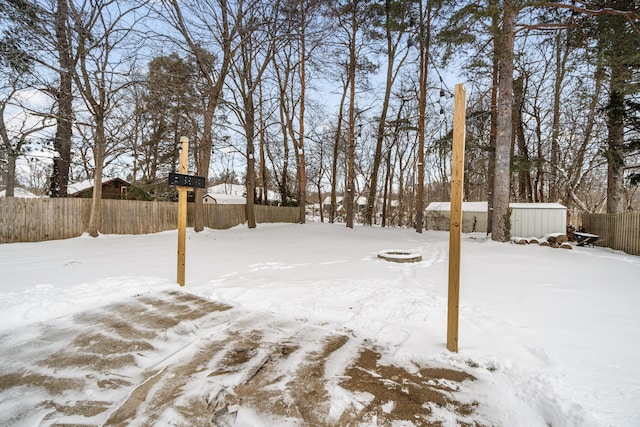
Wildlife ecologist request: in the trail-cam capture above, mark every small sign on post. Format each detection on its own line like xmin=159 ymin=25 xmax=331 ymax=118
xmin=167 ymin=137 xmax=206 ymax=286
xmin=168 ymin=172 xmax=206 ymax=189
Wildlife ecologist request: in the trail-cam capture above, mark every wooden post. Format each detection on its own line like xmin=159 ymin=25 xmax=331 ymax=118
xmin=177 ymin=136 xmax=189 ymax=286
xmin=447 ymin=83 xmax=466 ymax=352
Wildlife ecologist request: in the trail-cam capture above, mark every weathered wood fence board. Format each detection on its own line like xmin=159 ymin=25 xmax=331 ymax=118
xmin=0 ymin=198 xmax=299 ymax=244
xmin=581 ymin=211 xmax=640 ymax=256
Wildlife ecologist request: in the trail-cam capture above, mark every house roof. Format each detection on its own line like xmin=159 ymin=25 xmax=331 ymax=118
xmin=509 ymin=203 xmax=566 ymax=210
xmin=322 ymin=196 xmax=367 ymax=205
xmin=208 ymin=183 xmax=246 ymax=196
xmin=204 ymin=193 xmax=246 ymax=204
xmin=0 ymin=187 xmax=39 ymax=198
xmin=426 ymin=202 xmax=488 ymax=212
xmin=207 ymin=183 xmax=279 ymax=201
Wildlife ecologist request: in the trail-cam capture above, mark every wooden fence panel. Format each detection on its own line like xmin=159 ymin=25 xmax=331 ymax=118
xmin=203 ymin=204 xmax=247 ymax=229
xmin=255 ymin=205 xmax=299 ymax=224
xmin=0 ymin=198 xmax=299 ymax=243
xmin=581 ymin=211 xmax=640 ymax=256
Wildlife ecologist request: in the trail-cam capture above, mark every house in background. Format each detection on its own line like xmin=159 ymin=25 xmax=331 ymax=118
xmin=322 ymin=195 xmax=368 ymax=216
xmin=205 ymin=183 xmax=279 ymax=205
xmin=68 ymin=177 xmax=130 ymax=199
xmin=0 ymin=187 xmax=39 ymax=198
xmin=203 ymin=192 xmax=246 ymax=205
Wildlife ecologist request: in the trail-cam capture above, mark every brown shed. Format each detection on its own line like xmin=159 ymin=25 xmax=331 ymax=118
xmin=68 ymin=177 xmax=130 ymax=199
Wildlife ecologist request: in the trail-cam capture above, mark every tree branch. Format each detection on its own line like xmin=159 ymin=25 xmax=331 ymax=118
xmin=538 ymin=2 xmax=640 ymax=35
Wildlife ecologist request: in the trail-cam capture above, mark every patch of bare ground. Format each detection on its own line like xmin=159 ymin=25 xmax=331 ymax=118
xmin=105 ymin=337 xmax=235 ymax=426
xmin=0 ymin=371 xmax=83 ymax=394
xmin=0 ymin=291 xmax=484 ymax=426
xmin=0 ymin=291 xmax=235 ymax=425
xmin=39 ymin=349 xmax=137 ymax=372
xmin=337 ymin=348 xmax=481 ymax=426
xmin=218 ymin=334 xmax=351 ymax=425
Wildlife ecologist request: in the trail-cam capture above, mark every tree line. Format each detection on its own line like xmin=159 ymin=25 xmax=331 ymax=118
xmin=1 ymin=0 xmax=638 ymax=240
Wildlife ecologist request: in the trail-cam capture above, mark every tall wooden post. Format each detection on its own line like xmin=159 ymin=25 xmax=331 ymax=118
xmin=177 ymin=136 xmax=189 ymax=286
xmin=447 ymin=83 xmax=466 ymax=352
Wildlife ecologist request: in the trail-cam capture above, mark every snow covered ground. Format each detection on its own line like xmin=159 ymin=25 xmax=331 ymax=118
xmin=0 ymin=221 xmax=638 ymax=426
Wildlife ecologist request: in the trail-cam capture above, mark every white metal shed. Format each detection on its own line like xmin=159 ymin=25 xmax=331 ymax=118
xmin=425 ymin=202 xmax=488 ymax=232
xmin=509 ymin=203 xmax=567 ymax=237
xmin=425 ymin=201 xmax=567 ymax=237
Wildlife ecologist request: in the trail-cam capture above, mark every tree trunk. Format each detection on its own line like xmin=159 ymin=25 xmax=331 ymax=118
xmin=259 ymin=82 xmax=267 ymax=204
xmin=415 ymin=0 xmax=431 ymax=233
xmin=365 ymin=0 xmax=398 ymax=226
xmin=88 ymin=123 xmax=106 ymax=237
xmin=297 ymin=15 xmax=307 ymax=224
xmin=549 ymin=30 xmax=565 ymax=202
xmin=51 ymin=0 xmax=73 ymax=198
xmin=331 ymin=77 xmax=349 ymax=223
xmin=382 ymin=145 xmax=391 ymax=227
xmin=487 ymin=2 xmax=499 ymax=235
xmin=245 ymin=99 xmax=257 ymax=228
xmin=491 ymin=0 xmax=516 ymax=242
xmin=513 ymin=75 xmax=532 ymax=202
xmin=345 ymin=4 xmax=358 ymax=229
xmin=565 ymin=64 xmax=604 ymax=204
xmin=194 ymin=101 xmax=216 ymax=232
xmin=605 ymin=65 xmax=626 ymax=213
xmin=5 ymin=154 xmax=17 ymax=197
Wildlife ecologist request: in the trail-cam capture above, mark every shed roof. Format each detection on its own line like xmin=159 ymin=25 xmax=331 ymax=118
xmin=426 ymin=201 xmax=488 ymax=212
xmin=426 ymin=201 xmax=567 ymax=212
xmin=510 ymin=203 xmax=566 ymax=210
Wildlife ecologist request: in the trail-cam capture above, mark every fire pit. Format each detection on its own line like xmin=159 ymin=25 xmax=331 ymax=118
xmin=377 ymin=250 xmax=422 ymax=263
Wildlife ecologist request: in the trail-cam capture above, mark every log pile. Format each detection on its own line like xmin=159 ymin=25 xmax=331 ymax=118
xmin=511 ymin=233 xmax=572 ymax=250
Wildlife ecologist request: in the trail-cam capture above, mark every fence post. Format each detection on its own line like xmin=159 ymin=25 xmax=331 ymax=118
xmin=177 ymin=137 xmax=189 ymax=286
xmin=447 ymin=83 xmax=466 ymax=353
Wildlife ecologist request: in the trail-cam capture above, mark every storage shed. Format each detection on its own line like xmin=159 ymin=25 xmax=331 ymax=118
xmin=425 ymin=201 xmax=567 ymax=237
xmin=509 ymin=203 xmax=567 ymax=238
xmin=425 ymin=202 xmax=488 ymax=233
xmin=68 ymin=177 xmax=130 ymax=199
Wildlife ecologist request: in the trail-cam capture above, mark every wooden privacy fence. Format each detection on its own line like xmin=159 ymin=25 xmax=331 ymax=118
xmin=581 ymin=211 xmax=640 ymax=256
xmin=0 ymin=198 xmax=299 ymax=244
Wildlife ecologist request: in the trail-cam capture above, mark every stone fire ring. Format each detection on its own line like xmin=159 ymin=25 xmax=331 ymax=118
xmin=377 ymin=250 xmax=422 ymax=263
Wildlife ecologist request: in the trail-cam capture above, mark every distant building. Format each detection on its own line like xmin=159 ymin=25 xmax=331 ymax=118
xmin=425 ymin=201 xmax=567 ymax=237
xmin=0 ymin=187 xmax=39 ymax=198
xmin=426 ymin=202 xmax=488 ymax=233
xmin=205 ymin=183 xmax=279 ymax=205
xmin=322 ymin=195 xmax=367 ymax=215
xmin=68 ymin=177 xmax=130 ymax=199
xmin=203 ymin=193 xmax=246 ymax=205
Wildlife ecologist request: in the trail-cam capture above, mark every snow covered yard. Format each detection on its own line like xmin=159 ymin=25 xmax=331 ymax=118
xmin=0 ymin=222 xmax=638 ymax=426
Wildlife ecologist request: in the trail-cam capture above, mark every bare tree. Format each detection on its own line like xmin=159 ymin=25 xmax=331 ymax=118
xmin=160 ymin=0 xmax=236 ymax=231
xmin=0 ymin=82 xmax=53 ymax=196
xmin=228 ymin=0 xmax=281 ymax=228
xmin=491 ymin=0 xmax=517 ymax=242
xmin=0 ymin=0 xmax=75 ymax=197
xmin=331 ymin=0 xmax=374 ymax=228
xmin=273 ymin=0 xmax=326 ymax=223
xmin=363 ymin=0 xmax=412 ymax=226
xmin=69 ymin=0 xmax=147 ymax=236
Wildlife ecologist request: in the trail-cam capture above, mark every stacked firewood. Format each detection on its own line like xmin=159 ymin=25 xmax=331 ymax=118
xmin=511 ymin=233 xmax=572 ymax=249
